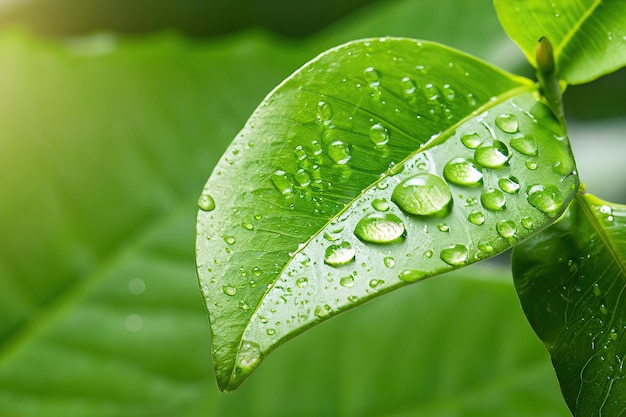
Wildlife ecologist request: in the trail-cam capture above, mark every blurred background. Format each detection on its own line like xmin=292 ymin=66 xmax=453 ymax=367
xmin=0 ymin=1 xmax=623 ymax=416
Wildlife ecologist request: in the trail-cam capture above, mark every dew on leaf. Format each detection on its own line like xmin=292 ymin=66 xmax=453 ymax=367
xmin=495 ymin=113 xmax=519 ymax=133
xmin=496 ymin=220 xmax=516 ymax=238
xmin=401 ymin=76 xmax=417 ymax=98
xmin=314 ymin=304 xmax=332 ymax=318
xmin=474 ymin=140 xmax=509 ymax=169
xmin=372 ymin=198 xmax=389 ymax=212
xmin=383 ymin=256 xmax=396 ymax=268
xmin=391 ymin=173 xmax=452 ymax=216
xmin=370 ymin=123 xmax=390 ymax=146
xmin=242 ymin=221 xmax=254 ymax=230
xmin=294 ymin=169 xmax=311 ymax=186
xmin=468 ymin=210 xmax=485 ymax=225
xmin=266 ymin=328 xmax=276 ymax=336
xmin=354 ymin=213 xmax=406 ymax=244
xmin=481 ymin=188 xmax=506 ymax=211
xmin=437 ymin=223 xmax=450 ymax=232
xmin=340 ymin=275 xmax=355 ymax=288
xmin=237 ymin=341 xmax=261 ymax=371
xmin=521 ymin=216 xmax=534 ymax=229
xmin=293 ymin=145 xmax=307 ymax=161
xmin=525 ymin=161 xmax=538 ymax=170
xmin=510 ymin=135 xmax=537 ymax=156
xmin=369 ymin=279 xmax=384 ymax=288
xmin=317 ymin=101 xmax=333 ymax=124
xmin=198 ymin=191 xmax=216 ymax=211
xmin=324 ymin=241 xmax=356 ymax=266
xmin=223 ymin=235 xmax=236 ymax=245
xmin=295 ymin=277 xmax=309 ymax=288
xmin=440 ymin=244 xmax=469 ymax=266
xmin=461 ymin=132 xmax=482 ymax=149
xmin=328 ymin=140 xmax=351 ymax=165
xmin=498 ymin=176 xmax=520 ymax=194
xmin=398 ymin=269 xmax=427 ymax=283
xmin=271 ymin=170 xmax=293 ymax=196
xmin=443 ymin=158 xmax=483 ymax=186
xmin=526 ymin=184 xmax=563 ymax=217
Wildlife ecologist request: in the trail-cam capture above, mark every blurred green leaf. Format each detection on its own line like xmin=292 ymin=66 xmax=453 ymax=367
xmin=512 ymin=194 xmax=626 ymax=417
xmin=494 ymin=0 xmax=626 ymax=84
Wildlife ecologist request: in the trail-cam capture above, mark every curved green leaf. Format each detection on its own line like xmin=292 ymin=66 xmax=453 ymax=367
xmin=196 ymin=37 xmax=579 ymax=391
xmin=494 ymin=0 xmax=626 ymax=84
xmin=512 ymin=194 xmax=626 ymax=416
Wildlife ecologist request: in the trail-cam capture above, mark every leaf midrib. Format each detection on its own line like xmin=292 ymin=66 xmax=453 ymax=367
xmin=554 ymin=0 xmax=602 ymax=60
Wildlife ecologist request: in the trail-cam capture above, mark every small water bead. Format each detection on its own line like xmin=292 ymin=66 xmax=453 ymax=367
xmin=498 ymin=176 xmax=521 ymax=194
xmin=525 ymin=161 xmax=538 ymax=170
xmin=442 ymin=84 xmax=455 ymax=100
xmin=294 ymin=169 xmax=311 ymax=186
xmin=324 ymin=241 xmax=356 ymax=266
xmin=468 ymin=211 xmax=485 ymax=225
xmin=328 ymin=140 xmax=351 ymax=165
xmin=354 ymin=213 xmax=406 ymax=244
xmin=317 ymin=101 xmax=333 ymax=124
xmin=398 ymin=269 xmax=427 ymax=283
xmin=424 ymin=250 xmax=434 ymax=258
xmin=440 ymin=244 xmax=469 ymax=266
xmin=266 ymin=328 xmax=276 ymax=336
xmin=364 ymin=67 xmax=381 ymax=85
xmin=224 ymin=235 xmax=236 ymax=245
xmin=526 ymin=184 xmax=564 ymax=217
xmin=383 ymin=256 xmax=396 ymax=268
xmin=495 ymin=113 xmax=519 ymax=133
xmin=222 ymin=286 xmax=237 ymax=296
xmin=242 ymin=221 xmax=254 ymax=230
xmin=294 ymin=145 xmax=307 ymax=161
xmin=461 ymin=132 xmax=482 ymax=149
xmin=593 ymin=283 xmax=602 ymax=297
xmin=391 ymin=173 xmax=452 ymax=216
xmin=237 ymin=341 xmax=261 ymax=371
xmin=496 ymin=220 xmax=517 ymax=238
xmin=295 ymin=277 xmax=309 ymax=288
xmin=370 ymin=123 xmax=390 ymax=146
xmin=401 ymin=77 xmax=417 ymax=98
xmin=510 ymin=135 xmax=537 ymax=156
xmin=271 ymin=170 xmax=293 ymax=197
xmin=340 ymin=275 xmax=355 ymax=288
xmin=314 ymin=304 xmax=332 ymax=318
xmin=474 ymin=140 xmax=510 ymax=169
xmin=198 ymin=191 xmax=216 ymax=211
xmin=347 ymin=295 xmax=359 ymax=303
xmin=369 ymin=279 xmax=384 ymax=288
xmin=521 ymin=216 xmax=534 ymax=229
xmin=437 ymin=223 xmax=450 ymax=232
xmin=481 ymin=188 xmax=506 ymax=211
xmin=443 ymin=158 xmax=483 ymax=186
xmin=372 ymin=198 xmax=390 ymax=212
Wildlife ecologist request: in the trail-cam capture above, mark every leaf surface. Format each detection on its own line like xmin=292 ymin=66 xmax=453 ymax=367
xmin=494 ymin=0 xmax=626 ymax=84
xmin=196 ymin=37 xmax=579 ymax=390
xmin=512 ymin=194 xmax=626 ymax=417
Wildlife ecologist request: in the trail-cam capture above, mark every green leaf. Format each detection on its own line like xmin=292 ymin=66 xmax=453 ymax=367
xmin=494 ymin=0 xmax=626 ymax=84
xmin=196 ymin=37 xmax=579 ymax=390
xmin=512 ymin=194 xmax=626 ymax=417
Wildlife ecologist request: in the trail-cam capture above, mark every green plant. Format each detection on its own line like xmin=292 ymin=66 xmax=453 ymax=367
xmin=196 ymin=1 xmax=626 ymax=415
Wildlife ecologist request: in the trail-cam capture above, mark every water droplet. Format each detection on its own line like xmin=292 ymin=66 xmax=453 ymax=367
xmin=495 ymin=113 xmax=519 ymax=133
xmin=294 ymin=169 xmax=310 ymax=186
xmin=239 ymin=300 xmax=250 ymax=310
xmin=521 ymin=216 xmax=534 ymax=229
xmin=425 ymin=250 xmax=434 ymax=258
xmin=481 ymin=188 xmax=506 ymax=211
xmin=347 ymin=295 xmax=359 ymax=303
xmin=398 ymin=270 xmax=427 ymax=283
xmin=314 ymin=304 xmax=332 ymax=318
xmin=198 ymin=191 xmax=216 ymax=211
xmin=391 ymin=173 xmax=452 ymax=216
xmin=442 ymin=84 xmax=455 ymax=100
xmin=496 ymin=220 xmax=516 ymax=238
xmin=593 ymin=283 xmax=602 ymax=297
xmin=525 ymin=161 xmax=538 ymax=170
xmin=600 ymin=303 xmax=608 ymax=315
xmin=510 ymin=136 xmax=537 ymax=156
xmin=354 ymin=213 xmax=406 ymax=244
xmin=384 ymin=256 xmax=396 ymax=268
xmin=324 ymin=242 xmax=356 ymax=266
xmin=266 ymin=328 xmax=276 ymax=336
xmin=296 ymin=277 xmax=309 ymax=288
xmin=498 ymin=176 xmax=520 ymax=194
xmin=370 ymin=123 xmax=390 ymax=146
xmin=340 ymin=275 xmax=355 ymax=288
xmin=401 ymin=77 xmax=416 ymax=98
xmin=440 ymin=244 xmax=469 ymax=266
xmin=468 ymin=211 xmax=485 ymax=225
xmin=369 ymin=279 xmax=384 ymax=288
xmin=364 ymin=67 xmax=381 ymax=99
xmin=526 ymin=184 xmax=563 ymax=217
xmin=294 ymin=145 xmax=307 ymax=161
xmin=437 ymin=223 xmax=450 ymax=232
xmin=317 ymin=101 xmax=333 ymax=125
xmin=372 ymin=198 xmax=389 ymax=212
xmin=474 ymin=140 xmax=509 ymax=169
xmin=224 ymin=235 xmax=236 ymax=245
xmin=461 ymin=132 xmax=482 ymax=149
xmin=222 ymin=286 xmax=237 ymax=296
xmin=271 ymin=170 xmax=293 ymax=196
xmin=237 ymin=341 xmax=261 ymax=371
xmin=443 ymin=158 xmax=483 ymax=186
xmin=328 ymin=140 xmax=351 ymax=165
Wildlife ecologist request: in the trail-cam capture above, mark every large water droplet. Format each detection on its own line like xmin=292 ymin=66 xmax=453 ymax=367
xmin=372 ymin=198 xmax=389 ymax=212
xmin=198 ymin=191 xmax=216 ymax=211
xmin=461 ymin=132 xmax=482 ymax=149
xmin=354 ymin=213 xmax=406 ymax=244
xmin=398 ymin=269 xmax=427 ymax=283
xmin=496 ymin=220 xmax=516 ymax=238
xmin=495 ymin=113 xmax=519 ymax=133
xmin=324 ymin=241 xmax=356 ymax=266
xmin=271 ymin=170 xmax=293 ymax=196
xmin=237 ymin=341 xmax=261 ymax=372
xmin=391 ymin=173 xmax=452 ymax=216
xmin=443 ymin=158 xmax=483 ymax=186
xmin=468 ymin=210 xmax=485 ymax=225
xmin=370 ymin=123 xmax=390 ymax=146
xmin=474 ymin=140 xmax=509 ymax=169
xmin=440 ymin=244 xmax=469 ymax=266
xmin=510 ymin=135 xmax=537 ymax=156
xmin=527 ymin=184 xmax=564 ymax=217
xmin=521 ymin=216 xmax=534 ymax=229
xmin=340 ymin=275 xmax=355 ymax=288
xmin=481 ymin=188 xmax=506 ymax=211
xmin=498 ymin=176 xmax=520 ymax=194
xmin=294 ymin=169 xmax=310 ymax=186
xmin=328 ymin=140 xmax=351 ymax=165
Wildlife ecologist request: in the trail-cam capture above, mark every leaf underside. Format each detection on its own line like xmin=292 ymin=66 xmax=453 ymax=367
xmin=196 ymin=37 xmax=579 ymax=391
xmin=513 ymin=194 xmax=626 ymax=417
xmin=494 ymin=0 xmax=626 ymax=84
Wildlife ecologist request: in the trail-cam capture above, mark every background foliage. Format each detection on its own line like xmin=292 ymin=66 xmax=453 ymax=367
xmin=0 ymin=0 xmax=624 ymax=415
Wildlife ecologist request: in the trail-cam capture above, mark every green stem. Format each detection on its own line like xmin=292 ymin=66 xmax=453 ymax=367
xmin=535 ymin=37 xmax=565 ymax=125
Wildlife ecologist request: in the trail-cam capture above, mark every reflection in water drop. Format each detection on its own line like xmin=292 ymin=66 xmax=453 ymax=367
xmin=498 ymin=176 xmax=521 ymax=194
xmin=461 ymin=132 xmax=482 ymax=149
xmin=354 ymin=213 xmax=406 ymax=244
xmin=328 ymin=140 xmax=352 ymax=165
xmin=481 ymin=188 xmax=506 ymax=211
xmin=443 ymin=158 xmax=483 ymax=186
xmin=440 ymin=244 xmax=469 ymax=266
xmin=370 ymin=123 xmax=390 ymax=146
xmin=198 ymin=191 xmax=216 ymax=211
xmin=527 ymin=184 xmax=564 ymax=217
xmin=510 ymin=135 xmax=537 ymax=156
xmin=391 ymin=173 xmax=452 ymax=216
xmin=237 ymin=341 xmax=261 ymax=371
xmin=496 ymin=220 xmax=517 ymax=238
xmin=495 ymin=113 xmax=519 ymax=133
xmin=324 ymin=242 xmax=356 ymax=266
xmin=398 ymin=269 xmax=427 ymax=283
xmin=474 ymin=141 xmax=509 ymax=169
